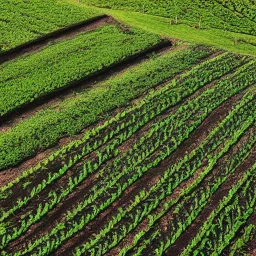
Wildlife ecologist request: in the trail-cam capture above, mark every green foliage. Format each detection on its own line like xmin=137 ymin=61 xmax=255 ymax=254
xmin=0 ymin=25 xmax=161 ymax=117
xmin=82 ymin=0 xmax=256 ymax=35
xmin=8 ymin=61 xmax=256 ymax=256
xmin=0 ymin=0 xmax=101 ymax=51
xmin=0 ymin=45 xmax=210 ymax=170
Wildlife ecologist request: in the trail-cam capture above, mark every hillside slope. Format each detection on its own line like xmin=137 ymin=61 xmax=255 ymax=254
xmin=0 ymin=1 xmax=256 ymax=256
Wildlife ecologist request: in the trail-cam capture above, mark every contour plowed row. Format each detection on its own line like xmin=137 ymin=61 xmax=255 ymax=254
xmin=4 ymin=62 xmax=236 ymax=253
xmin=77 ymin=89 xmax=255 ymax=256
xmin=4 ymin=65 xmax=255 ymax=256
xmin=2 ymin=50 xmax=248 ymax=248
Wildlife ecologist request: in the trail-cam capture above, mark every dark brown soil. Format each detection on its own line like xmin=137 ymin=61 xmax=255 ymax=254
xmin=165 ymin=146 xmax=256 ymax=256
xmin=5 ymin=53 xmax=224 ymax=253
xmin=52 ymin=79 xmax=250 ymax=255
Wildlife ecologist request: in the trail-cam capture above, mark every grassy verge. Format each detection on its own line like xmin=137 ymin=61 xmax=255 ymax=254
xmin=65 ymin=0 xmax=256 ymax=56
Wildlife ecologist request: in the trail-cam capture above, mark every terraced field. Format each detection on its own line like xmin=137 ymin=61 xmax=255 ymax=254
xmin=0 ymin=0 xmax=256 ymax=256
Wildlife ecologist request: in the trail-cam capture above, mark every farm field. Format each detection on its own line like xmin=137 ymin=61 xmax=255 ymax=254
xmin=0 ymin=0 xmax=256 ymax=256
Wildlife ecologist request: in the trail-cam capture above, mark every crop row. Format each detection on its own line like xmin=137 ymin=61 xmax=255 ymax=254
xmin=0 ymin=51 xmax=248 ymax=238
xmin=1 ymin=68 xmax=217 ymax=252
xmin=0 ymin=24 xmax=161 ymax=118
xmin=225 ymin=222 xmax=255 ymax=256
xmin=0 ymin=46 xmax=221 ymax=214
xmin=134 ymin=125 xmax=256 ymax=255
xmin=181 ymin=163 xmax=256 ymax=256
xmin=0 ymin=45 xmax=212 ymax=170
xmin=8 ymin=67 xmax=256 ymax=255
xmin=0 ymin=51 xmax=247 ymax=202
xmin=1 ymin=53 xmax=253 ymax=249
xmin=73 ymin=89 xmax=255 ymax=256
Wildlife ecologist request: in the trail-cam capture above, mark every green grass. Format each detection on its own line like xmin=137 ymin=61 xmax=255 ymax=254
xmin=99 ymin=8 xmax=256 ymax=57
xmin=81 ymin=0 xmax=256 ymax=36
xmin=64 ymin=0 xmax=256 ymax=57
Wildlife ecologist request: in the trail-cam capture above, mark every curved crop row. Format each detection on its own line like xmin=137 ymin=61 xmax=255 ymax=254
xmin=8 ymin=67 xmax=256 ymax=256
xmin=0 ymin=46 xmax=222 ymax=216
xmin=128 ymin=125 xmax=256 ymax=256
xmin=0 ymin=45 xmax=212 ymax=170
xmin=72 ymin=89 xmax=256 ymax=256
xmin=181 ymin=163 xmax=256 ymax=256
